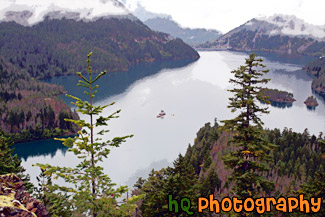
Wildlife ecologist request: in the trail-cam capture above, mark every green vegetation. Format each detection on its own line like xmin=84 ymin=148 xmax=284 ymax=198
xmin=133 ymin=54 xmax=324 ymax=216
xmin=0 ymin=131 xmax=33 ymax=192
xmin=134 ymin=122 xmax=324 ymax=216
xmin=259 ymin=88 xmax=295 ymax=103
xmin=0 ymin=132 xmax=24 ymax=175
xmin=35 ymin=53 xmax=139 ymax=217
xmin=296 ymin=171 xmax=325 ymax=217
xmin=267 ymin=128 xmax=324 ymax=188
xmin=0 ymin=58 xmax=79 ymax=142
xmin=0 ymin=18 xmax=199 ymax=79
xmin=304 ymin=57 xmax=325 ymax=96
xmin=220 ymin=54 xmax=275 ymax=216
xmin=258 ymin=88 xmax=295 ymax=108
xmin=135 ymin=155 xmax=200 ymax=216
xmin=304 ymin=96 xmax=319 ymax=107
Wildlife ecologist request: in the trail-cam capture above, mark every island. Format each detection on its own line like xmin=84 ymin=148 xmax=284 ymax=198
xmin=304 ymin=96 xmax=319 ymax=109
xmin=258 ymin=88 xmax=295 ymax=108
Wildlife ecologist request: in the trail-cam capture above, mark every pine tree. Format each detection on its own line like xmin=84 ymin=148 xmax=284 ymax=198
xmin=0 ymin=131 xmax=33 ymax=192
xmin=295 ymin=171 xmax=325 ymax=217
xmin=0 ymin=132 xmax=22 ymax=175
xmin=221 ymin=53 xmax=276 ymax=215
xmin=163 ymin=154 xmax=200 ymax=216
xmin=140 ymin=154 xmax=200 ymax=216
xmin=35 ymin=53 xmax=139 ymax=217
xmin=139 ymin=168 xmax=171 ymax=217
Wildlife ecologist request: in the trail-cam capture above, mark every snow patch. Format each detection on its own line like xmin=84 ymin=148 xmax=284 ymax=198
xmin=0 ymin=0 xmax=129 ymax=26
xmin=256 ymin=14 xmax=325 ymax=40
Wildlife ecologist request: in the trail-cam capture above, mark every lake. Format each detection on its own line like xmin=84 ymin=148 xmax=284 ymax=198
xmin=14 ymin=51 xmax=325 ymax=187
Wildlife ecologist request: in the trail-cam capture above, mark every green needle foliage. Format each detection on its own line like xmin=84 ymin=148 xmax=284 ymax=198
xmin=35 ymin=52 xmax=139 ymax=217
xmin=0 ymin=131 xmax=33 ymax=192
xmin=0 ymin=132 xmax=23 ymax=175
xmin=221 ymin=53 xmax=276 ymax=214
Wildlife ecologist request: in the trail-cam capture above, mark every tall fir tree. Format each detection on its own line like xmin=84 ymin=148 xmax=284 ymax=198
xmin=0 ymin=132 xmax=23 ymax=175
xmin=35 ymin=52 xmax=139 ymax=217
xmin=295 ymin=171 xmax=325 ymax=216
xmin=221 ymin=53 xmax=276 ymax=215
xmin=0 ymin=131 xmax=33 ymax=192
xmin=139 ymin=154 xmax=200 ymax=216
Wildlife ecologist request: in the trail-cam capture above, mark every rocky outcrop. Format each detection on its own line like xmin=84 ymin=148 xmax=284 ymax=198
xmin=0 ymin=174 xmax=49 ymax=217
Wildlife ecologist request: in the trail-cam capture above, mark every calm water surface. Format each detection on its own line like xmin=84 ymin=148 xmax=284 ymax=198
xmin=15 ymin=51 xmax=325 ymax=186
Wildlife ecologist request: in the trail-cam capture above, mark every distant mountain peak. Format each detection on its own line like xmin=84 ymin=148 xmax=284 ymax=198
xmin=131 ymin=3 xmax=171 ymax=22
xmin=246 ymin=14 xmax=325 ymax=40
xmin=0 ymin=0 xmax=131 ymax=26
xmin=198 ymin=14 xmax=325 ymax=57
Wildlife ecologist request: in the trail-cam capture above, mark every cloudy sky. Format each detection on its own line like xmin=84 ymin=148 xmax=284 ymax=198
xmin=1 ymin=0 xmax=324 ymax=33
xmin=125 ymin=0 xmax=325 ymax=33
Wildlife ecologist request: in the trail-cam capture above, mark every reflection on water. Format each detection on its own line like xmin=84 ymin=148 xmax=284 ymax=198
xmin=44 ymin=59 xmax=195 ymax=104
xmin=306 ymin=106 xmax=317 ymax=111
xmin=14 ymin=138 xmax=68 ymax=161
xmin=260 ymin=100 xmax=293 ymax=109
xmin=15 ymin=51 xmax=325 ymax=186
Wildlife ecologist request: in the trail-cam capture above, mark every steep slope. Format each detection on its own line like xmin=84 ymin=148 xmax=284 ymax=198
xmin=135 ymin=122 xmax=325 ymax=216
xmin=0 ymin=1 xmax=199 ymax=79
xmin=184 ymin=123 xmax=324 ymax=196
xmin=199 ymin=14 xmax=325 ymax=57
xmin=0 ymin=0 xmax=128 ymax=26
xmin=0 ymin=58 xmax=79 ymax=142
xmin=304 ymin=57 xmax=325 ymax=96
xmin=144 ymin=17 xmax=222 ymax=46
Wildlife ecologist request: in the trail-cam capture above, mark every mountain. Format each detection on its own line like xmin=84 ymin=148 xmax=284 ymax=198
xmin=130 ymin=3 xmax=170 ymax=22
xmin=0 ymin=1 xmax=199 ymax=79
xmin=144 ymin=17 xmax=222 ymax=46
xmin=199 ymin=14 xmax=325 ymax=57
xmin=0 ymin=0 xmax=129 ymax=26
xmin=0 ymin=58 xmax=79 ymax=142
xmin=129 ymin=4 xmax=222 ymax=46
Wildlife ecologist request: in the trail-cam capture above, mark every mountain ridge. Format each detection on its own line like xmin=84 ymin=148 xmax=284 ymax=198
xmin=0 ymin=16 xmax=199 ymax=79
xmin=144 ymin=17 xmax=222 ymax=46
xmin=198 ymin=14 xmax=325 ymax=57
xmin=0 ymin=0 xmax=130 ymax=26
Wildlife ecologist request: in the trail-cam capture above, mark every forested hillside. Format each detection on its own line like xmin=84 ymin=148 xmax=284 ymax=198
xmin=134 ymin=122 xmax=325 ymax=216
xmin=304 ymin=57 xmax=325 ymax=96
xmin=0 ymin=17 xmax=199 ymax=79
xmin=0 ymin=58 xmax=79 ymax=142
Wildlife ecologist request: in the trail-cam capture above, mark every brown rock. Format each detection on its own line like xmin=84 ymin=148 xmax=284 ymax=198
xmin=15 ymin=180 xmax=25 ymax=189
xmin=26 ymin=201 xmax=35 ymax=210
xmin=0 ymin=174 xmax=49 ymax=217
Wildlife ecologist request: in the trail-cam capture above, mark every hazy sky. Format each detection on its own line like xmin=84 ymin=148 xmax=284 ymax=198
xmin=125 ymin=0 xmax=325 ymax=33
xmin=1 ymin=0 xmax=324 ymax=33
